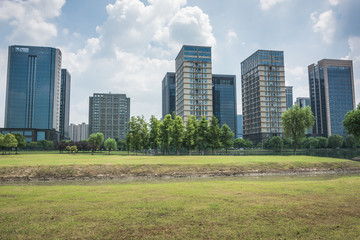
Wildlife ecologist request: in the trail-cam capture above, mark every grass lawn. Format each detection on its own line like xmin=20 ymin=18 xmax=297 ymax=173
xmin=1 ymin=175 xmax=360 ymax=239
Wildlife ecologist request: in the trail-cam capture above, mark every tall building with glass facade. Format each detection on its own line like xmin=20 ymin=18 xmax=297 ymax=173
xmin=162 ymin=72 xmax=176 ymax=118
xmin=60 ymin=69 xmax=71 ymax=140
xmin=295 ymin=97 xmax=310 ymax=108
xmin=241 ymin=50 xmax=286 ymax=145
xmin=175 ymin=45 xmax=212 ymax=121
xmin=308 ymin=59 xmax=355 ymax=137
xmin=4 ymin=45 xmax=62 ymax=141
xmin=89 ymin=93 xmax=130 ymax=140
xmin=237 ymin=115 xmax=243 ymax=138
xmin=285 ymin=86 xmax=293 ymax=110
xmin=212 ymin=74 xmax=237 ymax=136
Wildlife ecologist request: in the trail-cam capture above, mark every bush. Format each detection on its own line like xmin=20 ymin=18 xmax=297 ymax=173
xmin=267 ymin=136 xmax=283 ymax=152
xmin=328 ymin=135 xmax=344 ymax=149
xmin=303 ymin=137 xmax=318 ymax=149
xmin=345 ymin=135 xmax=357 ymax=148
xmin=316 ymin=137 xmax=328 ymax=148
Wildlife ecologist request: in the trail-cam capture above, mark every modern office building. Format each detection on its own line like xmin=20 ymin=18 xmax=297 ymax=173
xmin=295 ymin=97 xmax=310 ymax=108
xmin=162 ymin=72 xmax=237 ymax=135
xmin=69 ymin=122 xmax=88 ymax=142
xmin=237 ymin=115 xmax=243 ymax=138
xmin=4 ymin=45 xmax=62 ymax=141
xmin=212 ymin=74 xmax=237 ymax=137
xmin=162 ymin=72 xmax=176 ymax=118
xmin=59 ymin=69 xmax=71 ymax=140
xmin=241 ymin=50 xmax=286 ymax=145
xmin=308 ymin=59 xmax=355 ymax=137
xmin=285 ymin=86 xmax=293 ymax=110
xmin=175 ymin=45 xmax=212 ymax=121
xmin=89 ymin=93 xmax=130 ymax=140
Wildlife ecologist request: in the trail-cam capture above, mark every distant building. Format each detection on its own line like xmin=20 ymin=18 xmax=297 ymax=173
xmin=212 ymin=74 xmax=237 ymax=136
xmin=175 ymin=45 xmax=213 ymax=121
xmin=237 ymin=115 xmax=243 ymax=138
xmin=308 ymin=59 xmax=355 ymax=137
xmin=59 ymin=69 xmax=71 ymax=140
xmin=241 ymin=50 xmax=286 ymax=145
xmin=69 ymin=123 xmax=88 ymax=142
xmin=162 ymin=72 xmax=176 ymax=118
xmin=295 ymin=97 xmax=310 ymax=108
xmin=89 ymin=93 xmax=130 ymax=140
xmin=285 ymin=86 xmax=293 ymax=110
xmin=4 ymin=45 xmax=62 ymax=141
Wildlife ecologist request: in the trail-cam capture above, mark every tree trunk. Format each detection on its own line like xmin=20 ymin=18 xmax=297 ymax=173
xmin=293 ymin=143 xmax=297 ymax=155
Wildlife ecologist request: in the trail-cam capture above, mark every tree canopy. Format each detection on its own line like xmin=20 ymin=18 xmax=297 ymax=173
xmin=343 ymin=103 xmax=360 ymax=140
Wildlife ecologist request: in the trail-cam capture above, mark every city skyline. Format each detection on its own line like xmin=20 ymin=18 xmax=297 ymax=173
xmin=0 ymin=0 xmax=359 ymax=126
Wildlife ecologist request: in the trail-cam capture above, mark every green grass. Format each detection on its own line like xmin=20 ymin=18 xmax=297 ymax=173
xmin=0 ymin=153 xmax=357 ymax=166
xmin=1 ymin=175 xmax=360 ymax=239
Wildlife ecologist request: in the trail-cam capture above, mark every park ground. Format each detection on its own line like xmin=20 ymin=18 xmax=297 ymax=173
xmin=1 ymin=153 xmax=360 ymax=239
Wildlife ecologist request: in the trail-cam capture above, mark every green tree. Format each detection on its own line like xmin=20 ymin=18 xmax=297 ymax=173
xmin=267 ymin=136 xmax=283 ymax=152
xmin=12 ymin=133 xmax=26 ymax=154
xmin=88 ymin=132 xmax=104 ymax=154
xmin=117 ymin=139 xmax=126 ymax=151
xmin=3 ymin=133 xmax=18 ymax=154
xmin=149 ymin=115 xmax=161 ymax=155
xmin=183 ymin=116 xmax=197 ymax=155
xmin=220 ymin=124 xmax=234 ymax=154
xmin=328 ymin=135 xmax=344 ymax=149
xmin=171 ymin=116 xmax=184 ymax=155
xmin=233 ymin=138 xmax=246 ymax=149
xmin=125 ymin=132 xmax=132 ymax=154
xmin=345 ymin=135 xmax=357 ymax=148
xmin=160 ymin=114 xmax=173 ymax=155
xmin=208 ymin=116 xmax=221 ymax=154
xmin=282 ymin=105 xmax=314 ymax=154
xmin=96 ymin=133 xmax=104 ymax=151
xmin=343 ymin=103 xmax=360 ymax=140
xmin=127 ymin=116 xmax=147 ymax=155
xmin=316 ymin=137 xmax=328 ymax=148
xmin=196 ymin=116 xmax=209 ymax=155
xmin=303 ymin=137 xmax=318 ymax=149
xmin=104 ymin=138 xmax=117 ymax=155
xmin=139 ymin=117 xmax=150 ymax=155
xmin=0 ymin=133 xmax=4 ymax=154
xmin=244 ymin=139 xmax=254 ymax=149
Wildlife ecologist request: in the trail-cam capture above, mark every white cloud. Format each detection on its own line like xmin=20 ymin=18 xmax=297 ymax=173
xmin=329 ymin=0 xmax=339 ymax=6
xmin=0 ymin=0 xmax=65 ymax=44
xmin=285 ymin=66 xmax=309 ymax=101
xmin=227 ymin=29 xmax=238 ymax=44
xmin=62 ymin=0 xmax=216 ymax=123
xmin=343 ymin=36 xmax=360 ymax=105
xmin=259 ymin=0 xmax=287 ymax=11
xmin=311 ymin=10 xmax=336 ymax=44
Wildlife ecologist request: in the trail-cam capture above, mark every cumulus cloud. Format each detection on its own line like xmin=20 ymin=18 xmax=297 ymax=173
xmin=226 ymin=29 xmax=238 ymax=44
xmin=0 ymin=0 xmax=65 ymax=44
xmin=311 ymin=10 xmax=336 ymax=44
xmin=259 ymin=0 xmax=287 ymax=11
xmin=329 ymin=0 xmax=339 ymax=6
xmin=61 ymin=0 xmax=216 ymax=123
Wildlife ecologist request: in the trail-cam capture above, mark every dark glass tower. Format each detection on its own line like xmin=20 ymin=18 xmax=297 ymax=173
xmin=285 ymin=86 xmax=293 ymax=110
xmin=308 ymin=59 xmax=355 ymax=137
xmin=212 ymin=74 xmax=237 ymax=137
xmin=60 ymin=69 xmax=71 ymax=140
xmin=162 ymin=72 xmax=176 ymax=118
xmin=5 ymin=45 xmax=62 ymax=131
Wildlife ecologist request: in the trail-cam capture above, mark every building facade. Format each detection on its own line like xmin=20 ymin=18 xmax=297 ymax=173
xmin=69 ymin=123 xmax=88 ymax=142
xmin=308 ymin=59 xmax=355 ymax=137
xmin=295 ymin=97 xmax=310 ymax=108
xmin=237 ymin=115 xmax=243 ymax=138
xmin=212 ymin=74 xmax=237 ymax=137
xmin=241 ymin=50 xmax=286 ymax=145
xmin=60 ymin=69 xmax=71 ymax=140
xmin=5 ymin=45 xmax=62 ymax=132
xmin=162 ymin=72 xmax=176 ymax=118
xmin=285 ymin=86 xmax=293 ymax=110
xmin=175 ymin=45 xmax=213 ymax=121
xmin=89 ymin=93 xmax=130 ymax=140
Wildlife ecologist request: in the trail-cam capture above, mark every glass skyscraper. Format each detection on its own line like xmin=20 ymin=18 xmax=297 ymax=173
xmin=162 ymin=72 xmax=176 ymax=118
xmin=175 ymin=45 xmax=212 ymax=121
xmin=241 ymin=50 xmax=286 ymax=144
xmin=237 ymin=115 xmax=243 ymax=138
xmin=4 ymin=45 xmax=62 ymax=136
xmin=212 ymin=74 xmax=237 ymax=137
xmin=60 ymin=69 xmax=71 ymax=140
xmin=285 ymin=86 xmax=293 ymax=110
xmin=308 ymin=59 xmax=355 ymax=137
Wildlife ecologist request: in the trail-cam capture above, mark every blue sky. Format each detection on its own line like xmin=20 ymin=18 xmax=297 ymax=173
xmin=0 ymin=0 xmax=359 ymax=126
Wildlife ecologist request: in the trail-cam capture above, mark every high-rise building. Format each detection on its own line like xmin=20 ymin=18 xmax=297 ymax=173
xmin=241 ymin=50 xmax=286 ymax=145
xmin=285 ymin=86 xmax=293 ymax=110
xmin=162 ymin=72 xmax=176 ymax=118
xmin=89 ymin=93 xmax=130 ymax=140
xmin=237 ymin=115 xmax=243 ymax=138
xmin=69 ymin=123 xmax=88 ymax=142
xmin=60 ymin=69 xmax=71 ymax=140
xmin=162 ymin=72 xmax=237 ymax=135
xmin=308 ymin=59 xmax=355 ymax=137
xmin=212 ymin=74 xmax=237 ymax=136
xmin=4 ymin=45 xmax=62 ymax=141
xmin=295 ymin=97 xmax=310 ymax=108
xmin=175 ymin=45 xmax=212 ymax=121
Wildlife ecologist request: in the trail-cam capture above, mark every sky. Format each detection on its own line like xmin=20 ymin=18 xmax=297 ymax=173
xmin=0 ymin=0 xmax=359 ymax=127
